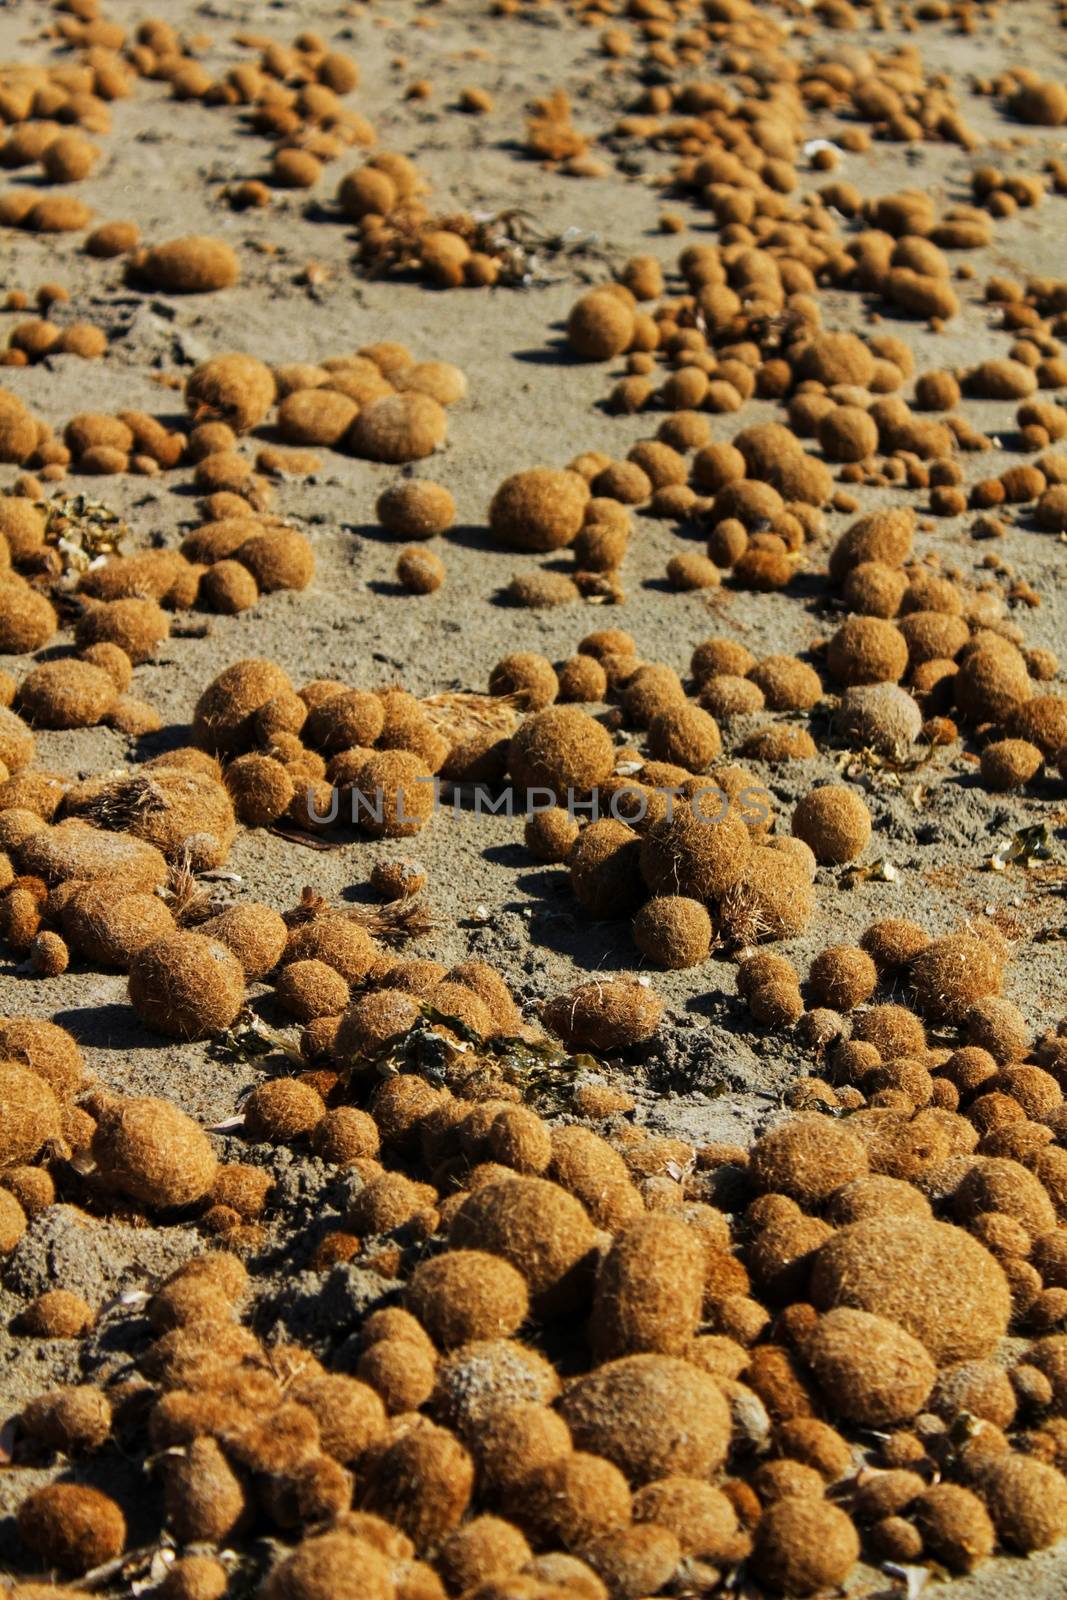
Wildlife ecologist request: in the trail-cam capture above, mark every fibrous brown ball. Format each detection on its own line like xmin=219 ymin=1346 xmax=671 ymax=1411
xmin=450 ymin=1177 xmax=596 ymax=1316
xmin=17 ymin=1484 xmax=126 ymax=1574
xmin=405 ymin=1249 xmax=530 ymax=1349
xmin=186 ymin=353 xmax=275 ymax=433
xmin=489 ymin=468 xmax=589 ymax=552
xmin=792 ymin=786 xmax=871 ymax=865
xmin=128 ymin=931 xmax=244 ymax=1039
xmin=632 ymin=896 xmax=712 ymax=969
xmin=909 ymin=932 xmax=1002 ymax=1023
xmin=750 ymin=1498 xmax=860 ymax=1598
xmin=810 ymin=1215 xmax=1010 ymax=1363
xmin=804 ymin=1307 xmax=936 ymax=1424
xmin=509 ymin=705 xmax=614 ymax=796
xmin=560 ymin=1354 xmax=732 ymax=1485
xmin=140 ymin=236 xmax=240 ymax=294
xmin=377 ymin=480 xmax=455 ymax=539
xmin=92 ymin=1095 xmax=217 ymax=1210
xmin=750 ymin=1115 xmax=869 ymax=1206
xmin=543 ymin=977 xmax=664 ymax=1051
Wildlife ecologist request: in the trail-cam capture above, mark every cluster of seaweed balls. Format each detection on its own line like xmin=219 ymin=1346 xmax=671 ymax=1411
xmin=5 ymin=925 xmax=1067 ymax=1600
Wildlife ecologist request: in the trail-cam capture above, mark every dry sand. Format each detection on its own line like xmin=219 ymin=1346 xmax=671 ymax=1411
xmin=1 ymin=0 xmax=1067 ymax=1592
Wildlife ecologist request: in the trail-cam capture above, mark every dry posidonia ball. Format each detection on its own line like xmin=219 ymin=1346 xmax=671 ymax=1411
xmin=0 ymin=1062 xmax=61 ymax=1166
xmin=810 ymin=1215 xmax=1010 ymax=1364
xmin=792 ymin=785 xmax=871 ymax=865
xmin=193 ymin=658 xmax=293 ymax=753
xmin=348 ymin=393 xmax=447 ymax=463
xmin=404 ymin=1249 xmax=530 ymax=1348
xmin=509 ymin=704 xmax=614 ymax=796
xmin=128 ymin=932 xmax=245 ymax=1039
xmin=804 ymin=1307 xmax=936 ymax=1424
xmin=397 ymin=546 xmax=444 ymax=594
xmin=489 ymin=467 xmax=589 ymax=552
xmin=750 ymin=1498 xmax=860 ymax=1598
xmin=186 ymin=353 xmax=275 ymax=433
xmin=377 ymin=480 xmax=455 ymax=539
xmin=261 ymin=1531 xmax=395 ymax=1600
xmin=244 ymin=1078 xmax=325 ymax=1142
xmin=17 ymin=659 xmax=117 ymax=729
xmin=909 ymin=932 xmax=1002 ymax=1023
xmin=92 ymin=1095 xmax=217 ymax=1210
xmin=139 ymin=236 xmax=240 ymax=293
xmin=16 ymin=1288 xmax=94 ymax=1339
xmin=560 ymin=1353 xmax=731 ymax=1485
xmin=20 ymin=1385 xmax=112 ymax=1454
xmin=750 ymin=1115 xmax=869 ymax=1206
xmin=449 ymin=1176 xmax=597 ymax=1316
xmin=17 ymin=1484 xmax=126 ymax=1575
xmin=632 ymin=896 xmax=712 ymax=969
xmin=568 ymin=289 xmax=635 ymax=360
xmin=544 ymin=977 xmax=664 ymax=1051
xmin=358 ymin=1421 xmax=474 ymax=1549
xmin=592 ymin=1213 xmax=704 ymax=1361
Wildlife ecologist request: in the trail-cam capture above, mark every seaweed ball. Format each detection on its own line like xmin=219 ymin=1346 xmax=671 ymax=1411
xmin=842 ymin=562 xmax=908 ymax=619
xmin=792 ymin=786 xmax=871 ymax=864
xmin=311 ymin=1106 xmax=380 ymax=1166
xmin=396 ymin=545 xmax=444 ymax=594
xmin=647 ymin=704 xmax=721 ymax=771
xmin=909 ymin=932 xmax=1001 ymax=1024
xmin=244 ymin=1078 xmax=325 ymax=1142
xmin=236 ymin=527 xmax=314 ymax=592
xmin=751 ymin=1115 xmax=869 ymax=1208
xmin=810 ymin=1216 xmax=1010 ymax=1363
xmin=157 ymin=1556 xmax=229 ymax=1600
xmin=490 ymin=468 xmax=589 ymax=553
xmin=225 ymin=752 xmax=295 ymax=826
xmin=0 ymin=498 xmax=46 ymax=560
xmin=980 ymin=738 xmax=1043 ymax=791
xmin=357 ymin=1420 xmax=474 ymax=1550
xmin=964 ymin=996 xmax=1031 ymax=1063
xmin=17 ymin=1484 xmax=126 ymax=1575
xmin=860 ymin=918 xmax=930 ymax=973
xmin=377 ymin=480 xmax=454 ymax=539
xmin=700 ymin=675 xmax=765 ymax=718
xmin=632 ymin=896 xmax=712 ymax=969
xmin=829 ymin=508 xmax=915 ymax=582
xmin=347 ymin=392 xmax=447 ymax=463
xmin=276 ymin=959 xmax=350 ymax=1022
xmin=193 ymin=658 xmax=293 ymax=753
xmin=964 ymin=1453 xmax=1067 ymax=1552
xmin=836 ymin=683 xmax=922 ymax=760
xmin=404 ymin=1250 xmax=530 ymax=1348
xmin=640 ymin=801 xmax=750 ymax=899
xmin=809 ymin=945 xmax=877 ymax=1011
xmin=509 ymin=704 xmax=614 ymax=795
xmin=261 ymin=1532 xmax=395 ymax=1600
xmin=568 ymin=290 xmax=635 ymax=360
xmin=557 ymin=653 xmax=608 ymax=703
xmin=91 ymin=1094 xmax=216 ymax=1210
xmin=543 ymin=977 xmax=663 ymax=1052
xmin=525 ymin=805 xmax=579 ymax=862
xmin=954 ymin=644 xmax=1031 ymax=725
xmin=1010 ymin=694 xmax=1067 ymax=758
xmin=0 ymin=583 xmax=57 ymax=654
xmin=581 ymin=1524 xmax=681 ymax=1598
xmin=285 ymin=915 xmax=377 ymax=984
xmin=0 ymin=1062 xmax=61 ymax=1165
xmin=334 ymin=988 xmax=421 ymax=1058
xmin=819 ymin=405 xmax=878 ymax=463
xmin=0 ymin=1187 xmax=26 ymax=1252
xmin=17 ymin=659 xmax=117 ymax=729
xmin=128 ymin=931 xmax=245 ymax=1039
xmin=200 ymin=903 xmax=287 ymax=980
xmin=805 ymin=1308 xmax=936 ymax=1424
xmin=751 ymin=1497 xmax=860 ymax=1597
xmin=74 ymin=597 xmax=169 ymax=664
xmin=449 ymin=1176 xmax=596 ymax=1316
xmin=559 ymin=1354 xmax=731 ymax=1485
xmin=437 ymin=1517 xmax=531 ymax=1594
xmin=186 ymin=353 xmax=275 ymax=433
xmin=827 ymin=617 xmax=908 ymax=687
xmin=490 ymin=652 xmax=559 ymax=711
xmin=20 ymin=1384 xmax=112 ymax=1454
xmin=749 ymin=655 xmax=823 ymax=711
xmin=954 ymin=1157 xmax=1056 ymax=1236
xmin=631 ymin=1478 xmax=743 ymax=1560
xmin=141 ymin=236 xmax=240 ymax=294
